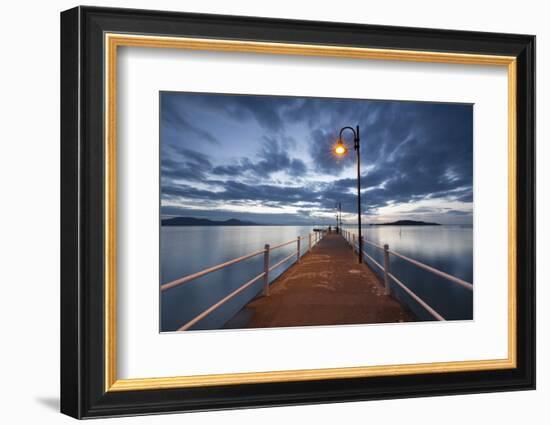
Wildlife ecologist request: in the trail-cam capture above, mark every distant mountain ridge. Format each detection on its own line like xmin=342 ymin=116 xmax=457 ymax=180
xmin=371 ymin=220 xmax=441 ymax=226
xmin=162 ymin=216 xmax=259 ymax=226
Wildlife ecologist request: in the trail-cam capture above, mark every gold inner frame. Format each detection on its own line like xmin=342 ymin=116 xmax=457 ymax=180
xmin=104 ymin=33 xmax=517 ymax=392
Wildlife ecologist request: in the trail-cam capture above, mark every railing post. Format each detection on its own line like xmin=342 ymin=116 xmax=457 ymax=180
xmin=297 ymin=236 xmax=301 ymax=262
xmin=383 ymin=243 xmax=391 ymax=295
xmin=263 ymin=244 xmax=270 ymax=296
xmin=352 ymin=234 xmax=356 ymax=252
xmin=309 ymin=233 xmax=312 ymax=251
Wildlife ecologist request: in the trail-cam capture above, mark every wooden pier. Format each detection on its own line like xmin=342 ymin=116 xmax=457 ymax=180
xmin=162 ymin=227 xmax=473 ymax=331
xmin=225 ymin=233 xmax=414 ymax=329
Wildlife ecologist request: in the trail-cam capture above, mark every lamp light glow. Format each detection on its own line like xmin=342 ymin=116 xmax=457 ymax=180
xmin=333 ymin=140 xmax=348 ymax=156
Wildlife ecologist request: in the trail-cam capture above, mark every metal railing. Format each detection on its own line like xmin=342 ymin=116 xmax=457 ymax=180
xmin=162 ymin=229 xmax=327 ymax=331
xmin=341 ymin=229 xmax=472 ymax=321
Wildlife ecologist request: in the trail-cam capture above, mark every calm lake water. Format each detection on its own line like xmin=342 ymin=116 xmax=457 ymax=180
xmin=160 ymin=225 xmax=473 ymax=331
xmin=161 ymin=226 xmax=317 ymax=331
xmin=344 ymin=224 xmax=473 ymax=321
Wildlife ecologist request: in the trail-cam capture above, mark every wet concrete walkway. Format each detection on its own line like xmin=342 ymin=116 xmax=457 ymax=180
xmin=226 ymin=233 xmax=414 ymax=329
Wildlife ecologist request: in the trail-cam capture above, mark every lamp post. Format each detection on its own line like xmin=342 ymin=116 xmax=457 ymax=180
xmin=333 ymin=126 xmax=362 ymax=263
xmin=335 ymin=202 xmax=342 ymax=234
xmin=338 ymin=202 xmax=342 ymax=232
xmin=334 ymin=202 xmax=342 ymax=233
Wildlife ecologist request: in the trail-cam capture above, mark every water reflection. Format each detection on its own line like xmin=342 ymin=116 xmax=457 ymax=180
xmin=345 ymin=224 xmax=473 ymax=321
xmin=161 ymin=226 xmax=315 ymax=331
xmin=160 ymin=224 xmax=473 ymax=331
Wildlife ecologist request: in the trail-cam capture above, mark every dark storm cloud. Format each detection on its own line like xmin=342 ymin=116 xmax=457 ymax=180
xmin=212 ymin=135 xmax=307 ymax=178
xmin=309 ymin=127 xmax=355 ymax=173
xmin=161 ymin=94 xmax=220 ymax=145
xmin=308 ymin=100 xmax=471 ymax=186
xmin=164 ymin=181 xmax=319 ymax=205
xmin=281 ymin=98 xmax=325 ymax=128
xmin=220 ymin=96 xmax=289 ymax=132
xmin=160 ymin=92 xmax=473 ymax=224
xmin=450 ymin=188 xmax=474 ymax=203
xmin=167 ymin=92 xmax=301 ymax=133
xmin=162 ymin=175 xmax=358 ymax=222
xmin=307 ymin=101 xmax=473 ymax=214
xmin=161 ymin=146 xmax=213 ymax=182
xmin=445 ymin=210 xmax=472 ymax=216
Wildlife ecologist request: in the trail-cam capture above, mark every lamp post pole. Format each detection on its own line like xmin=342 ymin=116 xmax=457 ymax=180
xmin=338 ymin=126 xmax=362 ymax=263
xmin=339 ymin=202 xmax=342 ymax=234
xmin=335 ymin=202 xmax=342 ymax=234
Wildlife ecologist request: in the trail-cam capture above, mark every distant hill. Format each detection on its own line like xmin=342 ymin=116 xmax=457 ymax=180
xmin=161 ymin=216 xmax=259 ymax=226
xmin=371 ymin=220 xmax=441 ymax=226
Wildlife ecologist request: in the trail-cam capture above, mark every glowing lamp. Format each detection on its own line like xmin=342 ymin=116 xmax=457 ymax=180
xmin=333 ymin=140 xmax=348 ymax=156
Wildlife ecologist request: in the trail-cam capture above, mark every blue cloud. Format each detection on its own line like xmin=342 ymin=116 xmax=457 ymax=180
xmin=160 ymin=92 xmax=473 ymax=224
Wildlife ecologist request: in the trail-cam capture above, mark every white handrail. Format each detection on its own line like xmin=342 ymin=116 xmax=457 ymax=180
xmin=162 ymin=234 xmax=315 ymax=292
xmin=343 ymin=230 xmax=469 ymax=321
xmin=166 ymin=230 xmax=327 ymax=330
xmin=161 ymin=248 xmax=266 ymax=292
xmin=362 ymin=250 xmax=384 ymax=272
xmin=388 ymin=249 xmax=473 ymax=291
xmin=346 ymin=233 xmax=472 ymax=290
xmin=269 ymin=252 xmax=296 ymax=272
xmin=360 ymin=247 xmax=444 ymax=320
xmin=270 ymin=239 xmax=298 ymax=250
xmin=177 ymin=272 xmax=266 ymax=331
xmin=363 ymin=239 xmax=385 ymax=251
xmin=387 ymin=272 xmax=445 ymax=321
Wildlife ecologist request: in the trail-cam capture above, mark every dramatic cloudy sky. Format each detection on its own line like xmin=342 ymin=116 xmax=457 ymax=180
xmin=160 ymin=92 xmax=473 ymax=225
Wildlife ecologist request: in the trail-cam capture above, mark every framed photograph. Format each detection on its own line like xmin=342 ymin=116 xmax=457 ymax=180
xmin=60 ymin=6 xmax=535 ymax=419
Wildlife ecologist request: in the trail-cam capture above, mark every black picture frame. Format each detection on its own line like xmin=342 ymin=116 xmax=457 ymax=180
xmin=61 ymin=5 xmax=535 ymax=419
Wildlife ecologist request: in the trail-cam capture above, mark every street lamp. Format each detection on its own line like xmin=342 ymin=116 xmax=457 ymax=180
xmin=333 ymin=126 xmax=362 ymax=263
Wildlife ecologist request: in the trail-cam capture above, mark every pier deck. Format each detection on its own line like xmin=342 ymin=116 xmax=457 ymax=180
xmin=226 ymin=233 xmax=414 ymax=329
